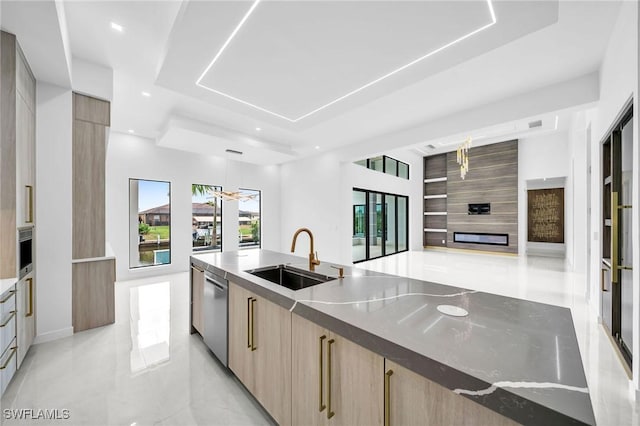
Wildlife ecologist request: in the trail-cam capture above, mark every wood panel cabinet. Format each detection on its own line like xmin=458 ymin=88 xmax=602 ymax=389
xmin=15 ymin=44 xmax=35 ymax=229
xmin=190 ymin=265 xmax=204 ymax=335
xmin=228 ymin=282 xmax=291 ymax=425
xmin=72 ymin=259 xmax=115 ymax=332
xmin=0 ymin=31 xmax=18 ymax=279
xmin=385 ymin=360 xmax=516 ymax=426
xmin=16 ymin=272 xmax=34 ymax=368
xmin=292 ymin=314 xmax=383 ymax=426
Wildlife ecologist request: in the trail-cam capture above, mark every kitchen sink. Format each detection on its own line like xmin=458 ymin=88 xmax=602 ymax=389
xmin=246 ymin=264 xmax=335 ymax=291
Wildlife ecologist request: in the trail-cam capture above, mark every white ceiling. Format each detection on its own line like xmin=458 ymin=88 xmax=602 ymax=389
xmin=0 ymin=0 xmax=623 ymax=165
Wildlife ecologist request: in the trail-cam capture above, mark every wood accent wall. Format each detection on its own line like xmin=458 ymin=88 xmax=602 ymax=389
xmin=0 ymin=32 xmax=17 ymax=278
xmin=446 ymin=140 xmax=518 ymax=254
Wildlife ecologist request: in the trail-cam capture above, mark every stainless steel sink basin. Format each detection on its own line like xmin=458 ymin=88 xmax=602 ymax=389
xmin=246 ymin=264 xmax=335 ymax=290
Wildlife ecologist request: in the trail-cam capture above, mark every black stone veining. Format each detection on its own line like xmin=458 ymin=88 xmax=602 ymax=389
xmin=191 ymin=249 xmax=595 ymax=426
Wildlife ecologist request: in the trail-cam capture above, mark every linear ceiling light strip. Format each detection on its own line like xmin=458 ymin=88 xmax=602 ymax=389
xmin=197 ymin=0 xmax=496 ymax=123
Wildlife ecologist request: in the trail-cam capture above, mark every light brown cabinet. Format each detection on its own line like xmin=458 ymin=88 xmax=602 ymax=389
xmin=15 ymin=44 xmax=35 ymax=229
xmin=385 ymin=360 xmax=516 ymax=426
xmin=16 ymin=273 xmax=35 ymax=368
xmin=228 ymin=282 xmax=291 ymax=425
xmin=190 ymin=266 xmax=204 ymax=335
xmin=71 ymin=93 xmax=114 ymax=333
xmin=292 ymin=313 xmax=383 ymax=426
xmin=1 ymin=30 xmax=36 ymax=372
xmin=72 ymin=259 xmax=115 ymax=332
xmin=1 ymin=30 xmax=35 ymax=279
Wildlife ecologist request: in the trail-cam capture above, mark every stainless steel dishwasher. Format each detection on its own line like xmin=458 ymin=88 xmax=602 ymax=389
xmin=203 ymin=270 xmax=228 ymax=367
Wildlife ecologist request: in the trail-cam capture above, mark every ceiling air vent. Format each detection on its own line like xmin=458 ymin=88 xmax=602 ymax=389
xmin=528 ymin=120 xmax=543 ymax=129
xmin=225 ymin=149 xmax=243 ymax=155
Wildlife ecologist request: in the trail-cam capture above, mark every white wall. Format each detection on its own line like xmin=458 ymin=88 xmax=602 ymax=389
xmin=280 ymin=148 xmax=422 ymax=266
xmin=517 ymin=131 xmax=571 ymax=258
xmin=106 ymin=133 xmax=281 ymax=281
xmin=71 ymin=58 xmax=113 ymax=101
xmin=34 ymin=82 xmax=73 ymax=343
xmin=586 ymin=0 xmax=639 ymax=391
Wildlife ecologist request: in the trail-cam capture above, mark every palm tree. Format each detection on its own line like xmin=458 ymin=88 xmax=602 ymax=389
xmin=192 ymin=184 xmax=219 ymax=247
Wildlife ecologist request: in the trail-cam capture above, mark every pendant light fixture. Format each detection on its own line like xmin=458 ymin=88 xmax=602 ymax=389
xmin=211 ymin=149 xmax=259 ymax=201
xmin=456 ymin=137 xmax=472 ymax=179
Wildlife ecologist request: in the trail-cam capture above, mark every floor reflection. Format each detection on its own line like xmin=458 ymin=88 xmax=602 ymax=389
xmin=129 ymin=281 xmax=171 ymax=372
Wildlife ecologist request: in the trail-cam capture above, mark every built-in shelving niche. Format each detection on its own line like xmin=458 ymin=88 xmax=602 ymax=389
xmin=423 ymin=154 xmax=447 ymax=247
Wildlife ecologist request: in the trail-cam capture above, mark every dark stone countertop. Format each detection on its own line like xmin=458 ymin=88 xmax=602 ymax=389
xmin=191 ymin=249 xmax=595 ymax=426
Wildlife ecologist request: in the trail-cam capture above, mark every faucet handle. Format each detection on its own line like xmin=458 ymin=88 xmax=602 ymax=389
xmin=330 ymin=265 xmax=344 ymax=279
xmin=314 ymin=251 xmax=320 ymax=265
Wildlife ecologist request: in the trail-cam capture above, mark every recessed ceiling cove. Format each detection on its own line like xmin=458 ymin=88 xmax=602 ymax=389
xmin=195 ymin=0 xmax=495 ymax=122
xmin=157 ymin=1 xmax=559 ymax=129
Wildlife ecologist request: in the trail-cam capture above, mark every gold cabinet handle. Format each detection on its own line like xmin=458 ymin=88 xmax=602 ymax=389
xmin=26 ymin=278 xmax=33 ymax=317
xmin=385 ymin=369 xmax=394 ymax=426
xmin=327 ymin=338 xmax=335 ymax=419
xmin=319 ymin=335 xmax=327 ymax=412
xmin=247 ymin=297 xmax=252 ymax=348
xmin=250 ymin=298 xmax=257 ymax=351
xmin=0 ymin=346 xmax=16 ymax=370
xmin=601 ymin=268 xmax=608 ymax=292
xmin=611 ymin=192 xmax=619 ymax=283
xmin=0 ymin=311 xmax=16 ymax=327
xmin=0 ymin=290 xmax=16 ymax=304
xmin=26 ymin=185 xmax=33 ymax=223
xmin=246 ymin=297 xmax=251 ymax=348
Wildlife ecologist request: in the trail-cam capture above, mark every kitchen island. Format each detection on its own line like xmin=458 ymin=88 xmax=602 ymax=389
xmin=191 ymin=249 xmax=595 ymax=426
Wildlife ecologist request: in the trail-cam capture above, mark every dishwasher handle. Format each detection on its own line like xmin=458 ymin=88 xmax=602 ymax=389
xmin=205 ymin=274 xmax=228 ymax=291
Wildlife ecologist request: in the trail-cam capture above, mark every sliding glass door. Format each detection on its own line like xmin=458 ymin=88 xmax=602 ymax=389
xmin=353 ymin=188 xmax=408 ymax=263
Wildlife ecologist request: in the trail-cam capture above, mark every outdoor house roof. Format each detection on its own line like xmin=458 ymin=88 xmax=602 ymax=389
xmin=140 ymin=203 xmax=257 ymax=216
xmin=139 ymin=204 xmax=170 ymax=214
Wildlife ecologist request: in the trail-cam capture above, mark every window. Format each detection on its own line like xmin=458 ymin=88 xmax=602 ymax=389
xmin=238 ymin=189 xmax=261 ymax=248
xmin=130 ymin=179 xmax=171 ymax=268
xmin=192 ymin=184 xmax=222 ymax=252
xmin=353 ymin=155 xmax=409 ymax=179
xmin=352 ymin=188 xmax=408 ymax=263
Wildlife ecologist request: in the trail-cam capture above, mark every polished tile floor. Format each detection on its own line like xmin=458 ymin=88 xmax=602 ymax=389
xmin=1 ymin=249 xmax=639 ymax=425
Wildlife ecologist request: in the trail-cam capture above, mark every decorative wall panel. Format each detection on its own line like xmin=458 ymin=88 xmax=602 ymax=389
xmin=527 ymin=188 xmax=564 ymax=243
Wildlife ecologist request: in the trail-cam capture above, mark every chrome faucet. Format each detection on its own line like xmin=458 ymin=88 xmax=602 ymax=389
xmin=291 ymin=227 xmax=320 ymax=271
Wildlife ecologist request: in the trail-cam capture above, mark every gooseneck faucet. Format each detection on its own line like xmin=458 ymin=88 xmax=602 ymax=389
xmin=291 ymin=228 xmax=320 ymax=271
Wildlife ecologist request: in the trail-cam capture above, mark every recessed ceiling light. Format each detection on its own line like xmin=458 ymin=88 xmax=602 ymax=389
xmin=196 ymin=0 xmax=496 ymax=123
xmin=110 ymin=22 xmax=124 ymax=32
xmin=255 ymin=127 xmax=261 ymax=131
xmin=315 ymin=146 xmax=320 ymax=150
xmin=128 ymin=129 xmax=135 ymax=134
xmin=141 ymin=91 xmax=151 ymax=97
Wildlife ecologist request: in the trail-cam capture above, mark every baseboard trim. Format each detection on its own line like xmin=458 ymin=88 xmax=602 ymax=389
xmin=34 ymin=326 xmax=74 ymax=344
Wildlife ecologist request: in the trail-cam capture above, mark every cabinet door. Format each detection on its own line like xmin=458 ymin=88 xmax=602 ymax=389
xmin=16 ymin=274 xmax=34 ymax=368
xmin=292 ymin=314 xmax=330 ymax=426
xmin=15 ymin=47 xmax=35 ymax=228
xmin=386 ymin=360 xmax=517 ymax=426
xmin=228 ymin=282 xmax=255 ymax=392
xmin=190 ymin=266 xmax=204 ymax=335
xmin=253 ymin=294 xmax=291 ymax=426
xmin=329 ymin=331 xmax=383 ymax=426
xmin=72 ymin=259 xmax=115 ymax=332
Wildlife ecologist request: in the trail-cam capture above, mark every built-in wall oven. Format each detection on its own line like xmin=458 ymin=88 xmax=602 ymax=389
xmin=18 ymin=228 xmax=33 ymax=279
